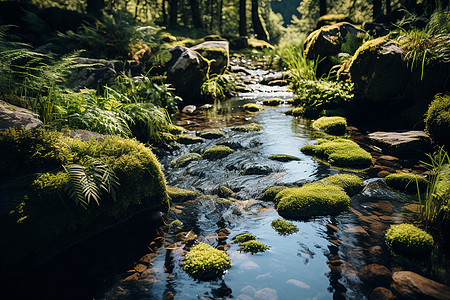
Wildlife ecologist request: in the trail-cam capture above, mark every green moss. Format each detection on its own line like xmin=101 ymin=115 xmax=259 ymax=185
xmin=384 ymin=173 xmax=428 ymax=194
xmin=262 ymin=186 xmax=288 ymax=201
xmin=243 ymin=103 xmax=264 ymax=112
xmin=289 ymin=106 xmax=321 ymax=119
xmin=232 ymin=234 xmax=256 ymax=243
xmin=217 ymin=185 xmax=234 ymax=198
xmin=268 ymin=154 xmax=301 ymax=162
xmin=202 ymin=145 xmax=235 ymax=160
xmin=231 ymin=123 xmax=263 ymax=132
xmin=168 ymin=125 xmax=186 ymax=135
xmin=385 ymin=223 xmax=434 ymax=257
xmin=176 ymin=135 xmax=204 ymax=144
xmin=183 ymin=243 xmax=231 ymax=280
xmin=167 ymin=186 xmax=198 ymax=202
xmin=199 ymin=130 xmax=226 ymax=139
xmin=238 ymin=240 xmax=269 ymax=254
xmin=312 ymin=116 xmax=347 ymax=135
xmin=321 ymin=174 xmax=364 ymax=196
xmin=170 ymin=153 xmax=202 ymax=168
xmin=275 ymin=182 xmax=350 ymax=219
xmin=271 ymin=218 xmax=299 ymax=235
xmin=301 ymin=138 xmax=372 ymax=169
xmin=425 ymin=94 xmax=450 ymax=147
xmin=262 ymin=98 xmax=282 ymax=106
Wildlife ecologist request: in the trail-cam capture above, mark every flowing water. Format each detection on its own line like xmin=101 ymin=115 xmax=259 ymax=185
xmin=98 ymin=87 xmax=448 ymax=300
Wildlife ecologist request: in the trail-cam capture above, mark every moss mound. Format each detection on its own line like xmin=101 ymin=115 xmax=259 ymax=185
xmin=167 ymin=186 xmax=198 ymax=202
xmin=170 ymin=153 xmax=202 ymax=168
xmin=183 ymin=243 xmax=231 ymax=280
xmin=199 ymin=130 xmax=226 ymax=139
xmin=232 ymin=234 xmax=256 ymax=243
xmin=425 ymin=94 xmax=450 ymax=147
xmin=271 ymin=218 xmax=299 ymax=235
xmin=385 ymin=223 xmax=434 ymax=257
xmin=301 ymin=138 xmax=372 ymax=169
xmin=202 ymin=145 xmax=235 ymax=159
xmin=384 ymin=173 xmax=428 ymax=194
xmin=168 ymin=125 xmax=185 ymax=135
xmin=0 ymin=128 xmax=168 ymax=269
xmin=268 ymin=154 xmax=301 ymax=162
xmin=243 ymin=103 xmax=264 ymax=112
xmin=238 ymin=240 xmax=269 ymax=254
xmin=231 ymin=123 xmax=263 ymax=132
xmin=312 ymin=116 xmax=347 ymax=135
xmin=262 ymin=98 xmax=282 ymax=106
xmin=217 ymin=185 xmax=234 ymax=198
xmin=321 ymin=174 xmax=364 ymax=196
xmin=176 ymin=135 xmax=203 ymax=144
xmin=262 ymin=186 xmax=287 ymax=201
xmin=288 ymin=106 xmax=321 ymax=119
xmin=275 ymin=182 xmax=350 ymax=219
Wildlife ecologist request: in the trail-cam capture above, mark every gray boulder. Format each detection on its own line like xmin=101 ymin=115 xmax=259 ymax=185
xmin=367 ymin=130 xmax=431 ymax=157
xmin=69 ymin=58 xmax=124 ymax=90
xmin=0 ymin=100 xmax=42 ymax=130
xmin=190 ymin=41 xmax=229 ymax=75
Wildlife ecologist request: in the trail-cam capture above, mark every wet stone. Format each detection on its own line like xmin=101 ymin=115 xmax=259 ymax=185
xmin=243 ymin=165 xmax=272 ymax=175
xmin=368 ymin=287 xmax=395 ymax=300
xmin=391 ymin=271 xmax=450 ymax=300
xmin=134 ymin=263 xmax=148 ymax=273
xmin=358 ymin=264 xmax=392 ymax=286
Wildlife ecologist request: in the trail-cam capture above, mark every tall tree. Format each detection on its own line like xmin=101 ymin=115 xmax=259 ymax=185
xmin=251 ymin=0 xmax=268 ymax=41
xmin=319 ymin=0 xmax=327 ymax=16
xmin=239 ymin=0 xmax=247 ymax=36
xmin=373 ymin=0 xmax=382 ymax=20
xmin=168 ymin=0 xmax=178 ymax=28
xmin=189 ymin=0 xmax=203 ymax=28
xmin=162 ymin=0 xmax=168 ymax=25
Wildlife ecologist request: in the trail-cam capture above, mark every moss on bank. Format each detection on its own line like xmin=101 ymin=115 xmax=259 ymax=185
xmin=385 ymin=223 xmax=434 ymax=257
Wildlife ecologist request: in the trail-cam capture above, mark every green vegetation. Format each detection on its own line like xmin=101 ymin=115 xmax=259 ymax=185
xmin=275 ymin=182 xmax=350 ymax=219
xmin=262 ymin=186 xmax=288 ymax=201
xmin=262 ymin=98 xmax=282 ymax=106
xmin=271 ymin=218 xmax=299 ymax=235
xmin=231 ymin=123 xmax=263 ymax=132
xmin=384 ymin=173 xmax=428 ymax=194
xmin=268 ymin=154 xmax=301 ymax=162
xmin=170 ymin=153 xmax=202 ymax=168
xmin=167 ymin=186 xmax=199 ymax=202
xmin=385 ymin=223 xmax=434 ymax=257
xmin=238 ymin=240 xmax=269 ymax=254
xmin=321 ymin=174 xmax=364 ymax=196
xmin=301 ymin=138 xmax=372 ymax=169
xmin=199 ymin=130 xmax=226 ymax=139
xmin=201 ymin=74 xmax=236 ymax=102
xmin=183 ymin=243 xmax=231 ymax=280
xmin=312 ymin=116 xmax=347 ymax=135
xmin=202 ymin=145 xmax=235 ymax=159
xmin=232 ymin=234 xmax=256 ymax=243
xmin=243 ymin=103 xmax=264 ymax=112
xmin=425 ymin=94 xmax=450 ymax=147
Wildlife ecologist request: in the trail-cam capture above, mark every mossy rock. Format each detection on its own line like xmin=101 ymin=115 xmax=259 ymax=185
xmin=170 ymin=153 xmax=202 ymax=168
xmin=0 ymin=128 xmax=168 ymax=269
xmin=199 ymin=130 xmax=226 ymax=139
xmin=275 ymin=182 xmax=350 ymax=219
xmin=231 ymin=123 xmax=263 ymax=132
xmin=243 ymin=103 xmax=264 ymax=112
xmin=268 ymin=154 xmax=301 ymax=162
xmin=301 ymin=138 xmax=372 ymax=169
xmin=271 ymin=218 xmax=299 ymax=235
xmin=385 ymin=223 xmax=434 ymax=257
xmin=232 ymin=234 xmax=256 ymax=243
xmin=176 ymin=135 xmax=203 ymax=144
xmin=168 ymin=125 xmax=186 ymax=135
xmin=262 ymin=186 xmax=288 ymax=201
xmin=384 ymin=173 xmax=428 ymax=194
xmin=262 ymin=98 xmax=282 ymax=106
xmin=183 ymin=242 xmax=231 ymax=280
xmin=321 ymin=174 xmax=364 ymax=196
xmin=312 ymin=116 xmax=347 ymax=135
xmin=217 ymin=185 xmax=234 ymax=198
xmin=288 ymin=106 xmax=321 ymax=119
xmin=167 ymin=186 xmax=199 ymax=202
xmin=238 ymin=240 xmax=269 ymax=254
xmin=202 ymin=145 xmax=235 ymax=160
xmin=425 ymin=94 xmax=450 ymax=148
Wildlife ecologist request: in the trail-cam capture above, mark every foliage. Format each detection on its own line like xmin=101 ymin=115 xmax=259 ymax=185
xmin=385 ymin=223 xmax=434 ymax=257
xmin=301 ymin=138 xmax=372 ymax=169
xmin=262 ymin=186 xmax=288 ymax=201
xmin=312 ymin=116 xmax=347 ymax=135
xmin=202 ymin=145 xmax=235 ymax=160
xmin=321 ymin=174 xmax=364 ymax=196
xmin=243 ymin=103 xmax=264 ymax=112
xmin=425 ymin=93 xmax=450 ymax=147
xmin=271 ymin=218 xmax=299 ymax=235
xmin=231 ymin=123 xmax=263 ymax=132
xmin=238 ymin=240 xmax=270 ymax=254
xmin=384 ymin=173 xmax=428 ymax=194
xmin=232 ymin=234 xmax=256 ymax=243
xmin=275 ymin=182 xmax=350 ymax=219
xmin=167 ymin=186 xmax=199 ymax=202
xmin=201 ymin=74 xmax=236 ymax=102
xmin=280 ymin=43 xmax=318 ymax=82
xmin=199 ymin=130 xmax=226 ymax=139
xmin=170 ymin=153 xmax=202 ymax=168
xmin=183 ymin=243 xmax=231 ymax=280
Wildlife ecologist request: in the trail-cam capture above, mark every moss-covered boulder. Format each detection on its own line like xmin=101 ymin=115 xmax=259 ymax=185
xmin=425 ymin=94 xmax=450 ymax=148
xmin=271 ymin=218 xmax=299 ymax=235
xmin=384 ymin=173 xmax=428 ymax=194
xmin=385 ymin=223 xmax=434 ymax=257
xmin=177 ymin=134 xmax=203 ymax=144
xmin=315 ymin=14 xmax=354 ymax=29
xmin=321 ymin=174 xmax=364 ymax=196
xmin=217 ymin=185 xmax=234 ymax=198
xmin=232 ymin=234 xmax=256 ymax=243
xmin=238 ymin=240 xmax=269 ymax=254
xmin=268 ymin=154 xmax=301 ymax=162
xmin=183 ymin=242 xmax=231 ymax=280
xmin=167 ymin=186 xmax=199 ymax=202
xmin=262 ymin=186 xmax=288 ymax=201
xmin=275 ymin=182 xmax=350 ymax=219
xmin=262 ymin=98 xmax=282 ymax=106
xmin=170 ymin=153 xmax=202 ymax=168
xmin=0 ymin=128 xmax=168 ymax=269
xmin=243 ymin=103 xmax=264 ymax=112
xmin=301 ymin=138 xmax=372 ymax=169
xmin=199 ymin=130 xmax=225 ymax=139
xmin=190 ymin=41 xmax=229 ymax=75
xmin=202 ymin=145 xmax=235 ymax=159
xmin=231 ymin=123 xmax=263 ymax=132
xmin=312 ymin=116 xmax=347 ymax=135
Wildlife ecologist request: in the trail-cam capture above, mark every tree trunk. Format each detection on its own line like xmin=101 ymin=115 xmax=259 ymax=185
xmin=168 ymin=0 xmax=178 ymax=28
xmin=239 ymin=0 xmax=247 ymax=36
xmin=189 ymin=0 xmax=203 ymax=28
xmin=219 ymin=0 xmax=223 ymax=33
xmin=162 ymin=0 xmax=168 ymax=26
xmin=373 ymin=0 xmax=382 ymax=21
xmin=319 ymin=0 xmax=327 ymax=16
xmin=251 ymin=0 xmax=268 ymax=41
xmin=86 ymin=0 xmax=105 ymax=17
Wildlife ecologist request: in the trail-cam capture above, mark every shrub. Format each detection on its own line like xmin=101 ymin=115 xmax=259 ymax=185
xmin=321 ymin=174 xmax=364 ymax=196
xmin=385 ymin=223 xmax=434 ymax=257
xmin=170 ymin=153 xmax=202 ymax=168
xmin=312 ymin=116 xmax=347 ymax=135
xmin=199 ymin=130 xmax=226 ymax=139
xmin=384 ymin=173 xmax=428 ymax=194
xmin=202 ymin=146 xmax=235 ymax=160
xmin=262 ymin=186 xmax=287 ymax=201
xmin=271 ymin=218 xmax=299 ymax=235
xmin=243 ymin=103 xmax=264 ymax=112
xmin=275 ymin=182 xmax=350 ymax=219
xmin=167 ymin=186 xmax=198 ymax=202
xmin=238 ymin=240 xmax=269 ymax=254
xmin=232 ymin=234 xmax=256 ymax=243
xmin=231 ymin=123 xmax=263 ymax=132
xmin=425 ymin=94 xmax=450 ymax=147
xmin=183 ymin=243 xmax=231 ymax=280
